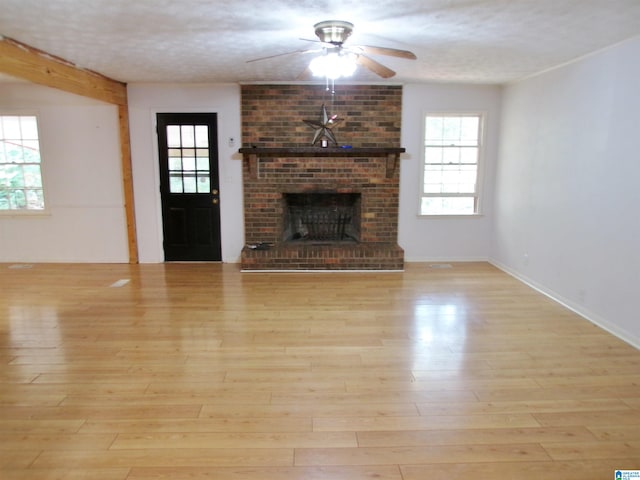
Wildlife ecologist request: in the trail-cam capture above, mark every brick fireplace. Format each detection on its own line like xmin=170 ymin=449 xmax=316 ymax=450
xmin=240 ymin=84 xmax=404 ymax=271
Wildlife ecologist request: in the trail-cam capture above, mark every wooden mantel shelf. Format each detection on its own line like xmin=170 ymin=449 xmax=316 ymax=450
xmin=239 ymin=146 xmax=405 ymax=156
xmin=239 ymin=146 xmax=405 ymax=178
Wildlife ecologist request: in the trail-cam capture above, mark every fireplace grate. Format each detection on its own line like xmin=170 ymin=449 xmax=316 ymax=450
xmin=291 ymin=207 xmax=353 ymax=242
xmin=303 ymin=210 xmax=351 ymax=241
xmin=284 ymin=193 xmax=360 ymax=243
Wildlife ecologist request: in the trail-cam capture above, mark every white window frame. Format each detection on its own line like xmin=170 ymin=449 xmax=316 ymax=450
xmin=0 ymin=112 xmax=48 ymax=215
xmin=419 ymin=112 xmax=485 ymax=217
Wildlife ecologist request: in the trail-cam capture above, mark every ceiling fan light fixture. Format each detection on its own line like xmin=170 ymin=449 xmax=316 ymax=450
xmin=314 ymin=20 xmax=353 ymax=44
xmin=247 ymin=19 xmax=414 ymax=81
xmin=309 ymin=51 xmax=357 ymax=79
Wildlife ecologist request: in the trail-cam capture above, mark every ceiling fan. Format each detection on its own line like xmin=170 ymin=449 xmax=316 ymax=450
xmin=247 ymin=20 xmax=417 ymax=79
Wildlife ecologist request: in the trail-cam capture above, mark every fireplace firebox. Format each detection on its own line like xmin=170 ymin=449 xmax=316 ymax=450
xmin=283 ymin=193 xmax=360 ymax=243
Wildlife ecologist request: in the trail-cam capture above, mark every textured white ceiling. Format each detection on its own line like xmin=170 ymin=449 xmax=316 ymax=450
xmin=1 ymin=0 xmax=640 ymax=85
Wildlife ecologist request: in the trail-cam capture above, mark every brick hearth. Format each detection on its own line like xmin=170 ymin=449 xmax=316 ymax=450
xmin=241 ymin=242 xmax=405 ymax=271
xmin=240 ymin=85 xmax=404 ymax=271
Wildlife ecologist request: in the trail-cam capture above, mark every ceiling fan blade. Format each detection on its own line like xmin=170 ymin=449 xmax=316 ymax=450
xmin=300 ymin=38 xmax=341 ymax=50
xmin=246 ymin=48 xmax=318 ymax=63
xmin=356 ymin=55 xmax=396 ymax=78
xmin=299 ymin=37 xmax=322 ymax=44
xmin=357 ymin=45 xmax=417 ymax=60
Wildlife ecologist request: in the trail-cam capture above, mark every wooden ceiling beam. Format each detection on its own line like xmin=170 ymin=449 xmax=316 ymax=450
xmin=0 ymin=36 xmax=127 ymax=106
xmin=0 ymin=36 xmax=138 ymax=263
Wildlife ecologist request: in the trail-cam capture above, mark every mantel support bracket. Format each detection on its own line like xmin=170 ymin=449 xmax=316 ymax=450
xmin=244 ymin=153 xmax=258 ymax=180
xmin=386 ymin=153 xmax=400 ymax=179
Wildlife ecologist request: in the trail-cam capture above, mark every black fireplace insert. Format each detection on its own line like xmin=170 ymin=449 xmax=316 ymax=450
xmin=282 ymin=192 xmax=361 ymax=243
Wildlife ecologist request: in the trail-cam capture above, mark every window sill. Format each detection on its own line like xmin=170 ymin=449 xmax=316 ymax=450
xmin=418 ymin=213 xmax=484 ymax=219
xmin=0 ymin=210 xmax=51 ymax=218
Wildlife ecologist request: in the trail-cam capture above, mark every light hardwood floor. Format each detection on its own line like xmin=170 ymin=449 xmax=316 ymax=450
xmin=1 ymin=261 xmax=639 ymax=479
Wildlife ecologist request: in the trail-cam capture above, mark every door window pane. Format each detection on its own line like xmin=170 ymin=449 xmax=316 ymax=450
xmin=169 ymin=173 xmax=183 ymax=193
xmin=165 ymin=124 xmax=211 ymax=195
xmin=167 ymin=126 xmax=181 ymax=147
xmin=197 ymin=175 xmax=210 ymax=193
xmin=169 ymin=158 xmax=182 ymax=171
xmin=182 ymin=157 xmax=196 ymax=171
xmin=195 ymin=126 xmax=209 ymax=147
xmin=183 ymin=174 xmax=197 ymax=193
xmin=181 ymin=125 xmax=195 ymax=147
xmin=196 ymin=157 xmax=209 ymax=171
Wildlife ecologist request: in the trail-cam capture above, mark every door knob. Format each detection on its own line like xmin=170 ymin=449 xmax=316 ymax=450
xmin=212 ymin=198 xmax=219 ymax=204
xmin=212 ymin=189 xmax=219 ymax=195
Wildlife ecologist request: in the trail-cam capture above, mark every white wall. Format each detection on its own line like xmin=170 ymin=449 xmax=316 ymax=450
xmin=400 ymin=83 xmax=502 ymax=261
xmin=0 ymin=84 xmax=128 ymax=262
xmin=491 ymin=36 xmax=640 ymax=347
xmin=127 ymin=83 xmax=243 ymax=263
xmin=129 ymin=83 xmax=501 ymax=264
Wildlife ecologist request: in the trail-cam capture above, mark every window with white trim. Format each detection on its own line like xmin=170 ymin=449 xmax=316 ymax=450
xmin=0 ymin=115 xmax=45 ymax=211
xmin=421 ymin=113 xmax=483 ymax=215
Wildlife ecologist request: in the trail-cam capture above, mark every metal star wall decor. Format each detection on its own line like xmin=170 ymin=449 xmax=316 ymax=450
xmin=303 ymin=104 xmax=343 ymax=146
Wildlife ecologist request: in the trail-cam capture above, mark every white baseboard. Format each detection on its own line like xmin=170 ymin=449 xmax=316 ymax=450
xmin=489 ymin=259 xmax=640 ymax=350
xmin=404 ymin=256 xmax=489 ymax=263
xmin=240 ymin=269 xmax=404 ymax=273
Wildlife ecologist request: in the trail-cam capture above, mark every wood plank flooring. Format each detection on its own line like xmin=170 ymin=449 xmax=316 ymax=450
xmin=1 ymin=261 xmax=639 ymax=479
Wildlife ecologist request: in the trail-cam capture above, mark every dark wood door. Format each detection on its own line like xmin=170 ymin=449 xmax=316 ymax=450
xmin=157 ymin=113 xmax=221 ymax=261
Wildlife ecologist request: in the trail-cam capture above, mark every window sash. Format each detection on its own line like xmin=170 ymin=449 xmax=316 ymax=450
xmin=421 ymin=114 xmax=482 ymax=215
xmin=0 ymin=115 xmax=45 ymax=211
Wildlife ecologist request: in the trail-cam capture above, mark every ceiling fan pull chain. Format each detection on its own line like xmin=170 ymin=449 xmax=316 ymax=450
xmin=323 ymin=75 xmax=336 ymax=95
